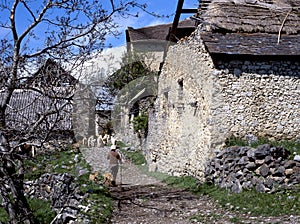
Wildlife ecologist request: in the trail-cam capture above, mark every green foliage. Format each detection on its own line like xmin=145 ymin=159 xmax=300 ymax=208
xmin=29 ymin=198 xmax=56 ymax=223
xmin=225 ymin=136 xmax=300 ymax=155
xmin=106 ymin=60 xmax=156 ymax=95
xmin=120 ymin=149 xmax=147 ymax=166
xmin=0 ymin=207 xmax=9 ymax=223
xmin=225 ymin=136 xmax=248 ymax=147
xmin=195 ymin=183 xmax=300 ymax=216
xmin=116 ymin=140 xmax=127 ymax=148
xmin=269 ymin=140 xmax=300 ymax=155
xmin=132 ymin=113 xmax=148 ymax=133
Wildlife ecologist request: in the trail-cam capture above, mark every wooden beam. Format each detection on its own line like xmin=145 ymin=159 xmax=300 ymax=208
xmin=169 ymin=0 xmax=184 ymax=42
xmin=168 ymin=1 xmax=198 ymax=42
xmin=180 ymin=9 xmax=198 ymax=14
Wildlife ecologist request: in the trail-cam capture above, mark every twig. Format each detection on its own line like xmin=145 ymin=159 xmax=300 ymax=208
xmin=277 ymin=9 xmax=292 ymax=45
xmin=50 ymin=207 xmax=64 ymax=224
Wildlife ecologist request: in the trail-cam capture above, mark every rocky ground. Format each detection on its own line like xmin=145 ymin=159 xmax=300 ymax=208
xmin=81 ymin=147 xmax=300 ymax=224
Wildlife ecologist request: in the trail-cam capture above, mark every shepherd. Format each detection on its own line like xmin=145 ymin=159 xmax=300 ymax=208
xmin=107 ymin=144 xmax=122 ymax=186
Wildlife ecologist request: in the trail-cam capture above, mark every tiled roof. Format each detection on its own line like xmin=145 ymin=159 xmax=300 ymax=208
xmin=24 ymin=59 xmax=78 ymax=87
xmin=0 ymin=89 xmax=73 ymax=132
xmin=126 ymin=19 xmax=197 ymax=42
xmin=201 ymin=33 xmax=300 ymax=55
xmin=1 ymin=59 xmax=77 ymax=137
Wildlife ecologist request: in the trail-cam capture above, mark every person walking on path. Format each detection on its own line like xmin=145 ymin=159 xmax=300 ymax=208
xmin=107 ymin=144 xmax=122 ymax=186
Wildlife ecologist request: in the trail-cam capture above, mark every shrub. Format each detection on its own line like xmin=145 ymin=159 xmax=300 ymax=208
xmin=225 ymin=136 xmax=300 ymax=155
xmin=132 ymin=113 xmax=148 ymax=133
xmin=121 ymin=149 xmax=147 ymax=166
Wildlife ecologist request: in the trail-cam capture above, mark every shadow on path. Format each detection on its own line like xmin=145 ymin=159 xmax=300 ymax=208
xmin=81 ymin=147 xmax=300 ymax=224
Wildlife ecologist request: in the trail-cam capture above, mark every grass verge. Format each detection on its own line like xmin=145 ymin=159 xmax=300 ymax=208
xmin=225 ymin=136 xmax=300 ymax=155
xmin=198 ymin=183 xmax=300 ymax=216
xmin=120 ymin=147 xmax=300 ymax=217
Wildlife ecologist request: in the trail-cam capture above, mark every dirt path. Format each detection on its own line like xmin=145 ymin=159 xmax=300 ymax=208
xmin=81 ymin=147 xmax=300 ymax=224
xmin=81 ymin=146 xmax=161 ymax=186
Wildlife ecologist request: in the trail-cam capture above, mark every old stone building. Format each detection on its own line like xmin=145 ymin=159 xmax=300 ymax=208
xmin=120 ymin=18 xmax=198 ymax=147
xmin=145 ymin=0 xmax=300 ymax=179
xmin=0 ymin=59 xmax=77 ymax=142
xmin=0 ymin=58 xmax=100 ymax=143
xmin=126 ymin=19 xmax=196 ymax=71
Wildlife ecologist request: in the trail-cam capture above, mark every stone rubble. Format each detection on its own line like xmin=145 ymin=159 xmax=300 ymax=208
xmin=205 ymin=144 xmax=300 ymax=193
xmin=24 ymin=172 xmax=93 ymax=223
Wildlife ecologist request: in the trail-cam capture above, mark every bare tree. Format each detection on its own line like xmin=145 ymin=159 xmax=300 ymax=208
xmin=0 ymin=0 xmax=154 ymax=222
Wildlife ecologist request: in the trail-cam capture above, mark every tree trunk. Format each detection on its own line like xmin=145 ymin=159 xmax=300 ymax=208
xmin=0 ymin=132 xmax=38 ymax=224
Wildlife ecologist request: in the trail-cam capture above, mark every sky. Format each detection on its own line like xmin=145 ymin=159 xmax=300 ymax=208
xmin=0 ymin=0 xmax=198 ymax=48
xmin=80 ymin=0 xmax=199 ymax=81
xmin=106 ymin=0 xmax=199 ymax=47
xmin=0 ymin=0 xmax=199 ymax=79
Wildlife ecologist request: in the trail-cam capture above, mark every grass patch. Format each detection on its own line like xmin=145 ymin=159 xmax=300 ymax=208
xmin=225 ymin=136 xmax=300 ymax=156
xmin=82 ymin=188 xmax=113 ymax=223
xmin=0 ymin=197 xmax=56 ymax=223
xmin=77 ymin=177 xmax=113 ymax=223
xmin=190 ymin=213 xmax=222 ymax=223
xmin=229 ymin=216 xmax=243 ymax=223
xmin=121 ymin=146 xmax=300 ymax=218
xmin=162 ymin=175 xmax=199 ymax=192
xmin=1 ymin=147 xmax=113 ymax=223
xmin=24 ymin=149 xmax=90 ymax=180
xmin=159 ymin=176 xmax=300 ymax=217
xmin=120 ymin=149 xmax=147 ymax=166
xmin=29 ymin=198 xmax=56 ymax=223
xmin=196 ymin=183 xmax=300 ymax=216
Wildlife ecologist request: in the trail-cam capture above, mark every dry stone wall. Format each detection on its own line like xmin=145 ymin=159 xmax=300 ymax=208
xmin=216 ymin=59 xmax=300 ymax=141
xmin=146 ymin=27 xmax=300 ymax=179
xmin=205 ymin=145 xmax=300 ymax=193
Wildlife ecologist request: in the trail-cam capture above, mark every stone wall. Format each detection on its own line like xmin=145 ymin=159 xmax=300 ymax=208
xmin=145 ymin=28 xmax=300 ymax=179
xmin=146 ymin=30 xmax=220 ymax=179
xmin=205 ymin=145 xmax=300 ymax=193
xmin=215 ymin=59 xmax=300 ymax=141
xmin=73 ymin=84 xmax=97 ymax=139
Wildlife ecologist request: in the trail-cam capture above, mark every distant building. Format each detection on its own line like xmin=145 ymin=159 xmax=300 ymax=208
xmin=95 ymin=86 xmax=114 ymax=136
xmin=117 ymin=18 xmax=198 ymax=146
xmin=1 ymin=59 xmax=78 ymax=142
xmin=126 ymin=19 xmax=197 ymax=71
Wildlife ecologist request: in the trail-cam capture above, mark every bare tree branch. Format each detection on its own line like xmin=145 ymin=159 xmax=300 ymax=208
xmin=0 ymin=0 xmax=162 ymax=222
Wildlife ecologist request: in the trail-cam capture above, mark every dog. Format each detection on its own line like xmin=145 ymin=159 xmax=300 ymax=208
xmin=19 ymin=143 xmax=36 ymax=157
xmin=102 ymin=172 xmax=114 ymax=186
xmin=89 ymin=171 xmax=99 ymax=182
